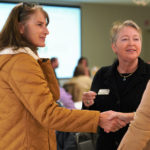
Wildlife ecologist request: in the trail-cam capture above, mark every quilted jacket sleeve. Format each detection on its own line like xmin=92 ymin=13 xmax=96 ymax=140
xmin=118 ymin=80 xmax=150 ymax=150
xmin=8 ymin=54 xmax=100 ymax=133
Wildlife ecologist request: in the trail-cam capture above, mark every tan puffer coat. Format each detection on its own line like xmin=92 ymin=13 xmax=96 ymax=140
xmin=0 ymin=47 xmax=100 ymax=150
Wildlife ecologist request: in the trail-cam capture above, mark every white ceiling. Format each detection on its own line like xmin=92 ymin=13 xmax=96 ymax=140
xmin=34 ymin=0 xmax=150 ymax=6
xmin=9 ymin=0 xmax=149 ymax=6
xmin=55 ymin=0 xmax=133 ymax=5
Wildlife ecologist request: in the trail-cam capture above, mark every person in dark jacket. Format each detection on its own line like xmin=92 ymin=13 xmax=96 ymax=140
xmin=82 ymin=20 xmax=150 ymax=150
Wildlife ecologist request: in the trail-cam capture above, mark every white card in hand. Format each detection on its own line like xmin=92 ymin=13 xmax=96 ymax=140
xmin=98 ymin=89 xmax=110 ymax=95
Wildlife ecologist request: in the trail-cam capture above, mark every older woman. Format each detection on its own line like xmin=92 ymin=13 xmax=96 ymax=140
xmin=82 ymin=20 xmax=150 ymax=150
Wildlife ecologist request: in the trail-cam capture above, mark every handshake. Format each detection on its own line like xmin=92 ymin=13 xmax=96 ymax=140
xmin=82 ymin=91 xmax=134 ymax=133
xmin=99 ymin=110 xmax=134 ymax=133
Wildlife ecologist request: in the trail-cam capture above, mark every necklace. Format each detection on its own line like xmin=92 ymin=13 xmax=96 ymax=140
xmin=119 ymin=72 xmax=133 ymax=81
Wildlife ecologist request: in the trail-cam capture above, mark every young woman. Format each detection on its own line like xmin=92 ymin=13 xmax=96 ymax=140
xmin=0 ymin=3 xmax=126 ymax=150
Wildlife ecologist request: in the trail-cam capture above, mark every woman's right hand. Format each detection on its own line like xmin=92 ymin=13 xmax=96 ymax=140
xmin=82 ymin=91 xmax=97 ymax=107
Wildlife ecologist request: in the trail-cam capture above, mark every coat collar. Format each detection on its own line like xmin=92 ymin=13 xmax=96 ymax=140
xmin=0 ymin=47 xmax=39 ymax=60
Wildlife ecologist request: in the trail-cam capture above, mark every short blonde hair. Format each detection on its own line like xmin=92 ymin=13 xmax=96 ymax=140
xmin=110 ymin=20 xmax=142 ymax=44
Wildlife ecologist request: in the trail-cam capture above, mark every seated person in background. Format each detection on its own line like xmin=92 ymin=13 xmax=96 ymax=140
xmin=78 ymin=57 xmax=91 ymax=77
xmin=63 ymin=65 xmax=92 ymax=102
xmin=51 ymin=57 xmax=59 ymax=78
xmin=51 ymin=57 xmax=59 ymax=69
xmin=78 ymin=57 xmax=88 ymax=68
xmin=58 ymin=87 xmax=76 ymax=110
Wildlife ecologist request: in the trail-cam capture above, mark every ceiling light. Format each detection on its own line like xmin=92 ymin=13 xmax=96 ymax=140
xmin=133 ymin=0 xmax=150 ymax=6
